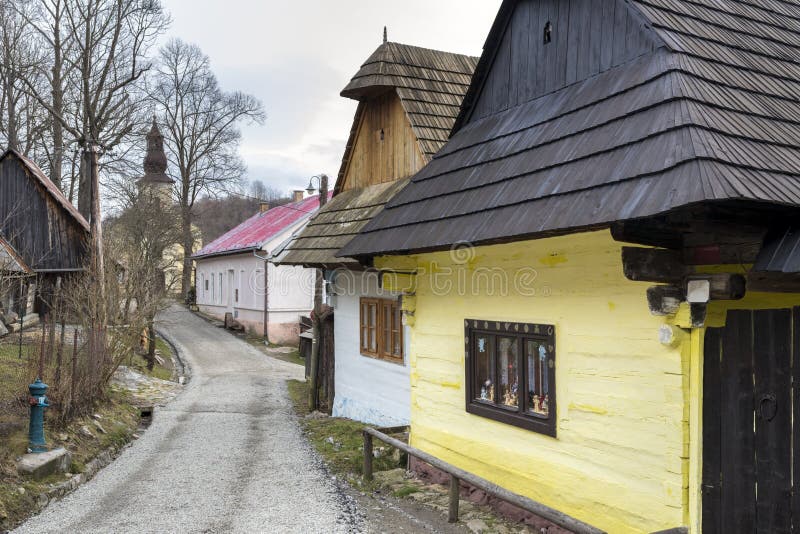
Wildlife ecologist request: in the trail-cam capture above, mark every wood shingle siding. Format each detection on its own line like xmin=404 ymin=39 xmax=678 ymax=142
xmin=0 ymin=150 xmax=88 ymax=272
xmin=340 ymin=0 xmax=800 ymax=259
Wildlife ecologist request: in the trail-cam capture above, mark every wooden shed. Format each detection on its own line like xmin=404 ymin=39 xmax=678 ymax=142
xmin=341 ymin=1 xmax=800 ymax=532
xmin=0 ymin=149 xmax=89 ymax=323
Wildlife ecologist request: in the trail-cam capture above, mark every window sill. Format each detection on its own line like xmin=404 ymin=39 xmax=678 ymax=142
xmin=359 ymin=351 xmax=405 ymax=366
xmin=466 ymin=402 xmax=556 ymax=437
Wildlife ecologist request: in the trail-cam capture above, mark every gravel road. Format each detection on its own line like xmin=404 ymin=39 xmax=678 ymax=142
xmin=14 ymin=305 xmax=362 ymax=534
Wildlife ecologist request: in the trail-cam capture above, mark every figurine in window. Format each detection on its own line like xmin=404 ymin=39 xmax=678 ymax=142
xmin=481 ymin=379 xmax=494 ymax=401
xmin=533 ymin=394 xmax=541 ymax=413
xmin=541 ymin=395 xmax=549 ymax=416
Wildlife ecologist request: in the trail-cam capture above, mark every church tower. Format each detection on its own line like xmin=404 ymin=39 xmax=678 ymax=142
xmin=137 ymin=118 xmax=174 ymax=203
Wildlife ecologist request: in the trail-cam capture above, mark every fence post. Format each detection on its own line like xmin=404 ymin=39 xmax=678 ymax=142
xmin=363 ymin=430 xmax=373 ymax=482
xmin=449 ymin=474 xmax=460 ymax=523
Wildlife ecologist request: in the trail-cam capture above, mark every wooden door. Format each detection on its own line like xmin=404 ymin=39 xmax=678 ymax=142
xmin=703 ymin=308 xmax=799 ymax=533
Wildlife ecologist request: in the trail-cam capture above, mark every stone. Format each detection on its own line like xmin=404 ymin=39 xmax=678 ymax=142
xmin=57 ymin=433 xmax=69 ymax=441
xmin=466 ymin=519 xmax=489 ymax=533
xmin=80 ymin=425 xmax=94 ymax=438
xmin=0 ymin=320 xmax=8 ymax=337
xmin=17 ymin=448 xmax=72 ymax=480
xmin=92 ymin=413 xmax=103 ymax=420
xmin=92 ymin=420 xmax=107 ymax=434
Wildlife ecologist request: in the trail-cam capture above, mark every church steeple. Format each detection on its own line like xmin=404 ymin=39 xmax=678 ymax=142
xmin=137 ymin=118 xmax=173 ymax=201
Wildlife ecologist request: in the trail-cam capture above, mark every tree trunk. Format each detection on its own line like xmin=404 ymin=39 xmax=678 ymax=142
xmin=50 ymin=5 xmax=64 ymax=188
xmin=145 ymin=317 xmax=156 ymax=371
xmin=85 ymin=147 xmax=105 ymax=319
xmin=181 ymin=206 xmax=193 ymax=300
xmin=78 ymin=151 xmax=91 ymax=220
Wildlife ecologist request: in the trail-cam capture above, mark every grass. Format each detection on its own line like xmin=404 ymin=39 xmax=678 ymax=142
xmin=247 ymin=337 xmax=305 ymax=367
xmin=286 ymin=379 xmax=404 ymax=478
xmin=124 ymin=336 xmax=174 ymax=381
xmin=0 ymin=387 xmax=139 ymax=531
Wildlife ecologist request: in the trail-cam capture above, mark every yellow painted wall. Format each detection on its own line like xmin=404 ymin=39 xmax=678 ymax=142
xmin=377 ymin=230 xmax=689 ymax=533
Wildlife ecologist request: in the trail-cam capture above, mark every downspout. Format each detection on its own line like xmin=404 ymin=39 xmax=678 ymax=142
xmin=253 ymin=249 xmax=271 ymax=344
xmin=263 ymin=257 xmax=270 ymax=344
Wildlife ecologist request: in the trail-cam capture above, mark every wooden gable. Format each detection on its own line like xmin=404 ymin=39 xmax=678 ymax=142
xmin=0 ymin=151 xmax=88 ymax=272
xmin=337 ymin=91 xmax=426 ymax=193
xmin=465 ymin=0 xmax=662 ymax=124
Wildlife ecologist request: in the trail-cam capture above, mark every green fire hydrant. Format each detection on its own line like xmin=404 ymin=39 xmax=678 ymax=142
xmin=28 ymin=378 xmax=49 ymax=453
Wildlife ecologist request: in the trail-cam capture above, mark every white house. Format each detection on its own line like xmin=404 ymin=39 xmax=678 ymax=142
xmin=273 ymin=41 xmax=477 ymax=424
xmin=192 ymin=192 xmax=329 ymax=345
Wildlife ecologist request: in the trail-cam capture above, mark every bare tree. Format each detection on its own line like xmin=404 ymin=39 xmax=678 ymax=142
xmin=151 ymin=39 xmax=265 ymax=299
xmin=11 ymin=0 xmax=76 ymax=189
xmin=0 ymin=1 xmax=48 ymax=155
xmin=249 ymin=179 xmax=285 ymax=203
xmin=105 ymin=188 xmax=180 ymax=369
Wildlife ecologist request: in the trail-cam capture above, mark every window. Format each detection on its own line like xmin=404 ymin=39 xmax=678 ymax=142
xmin=360 ymin=297 xmax=403 ymax=362
xmin=218 ymin=273 xmax=222 ymax=304
xmin=465 ymin=319 xmax=556 ymax=436
xmin=204 ymin=278 xmax=209 ymax=291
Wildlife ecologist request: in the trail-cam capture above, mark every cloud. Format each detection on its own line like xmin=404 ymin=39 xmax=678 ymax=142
xmin=158 ymin=0 xmax=502 ymax=199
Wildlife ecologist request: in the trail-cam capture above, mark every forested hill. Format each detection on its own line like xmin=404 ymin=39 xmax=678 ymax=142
xmin=193 ymin=194 xmax=292 ymax=244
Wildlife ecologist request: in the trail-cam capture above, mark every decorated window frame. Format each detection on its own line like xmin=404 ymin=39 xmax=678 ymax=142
xmin=360 ymin=297 xmax=403 ymax=363
xmin=464 ymin=319 xmax=556 ymax=437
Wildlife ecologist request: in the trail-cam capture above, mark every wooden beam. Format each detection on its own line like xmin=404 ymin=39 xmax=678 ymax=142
xmin=690 ymin=303 xmax=707 ymax=328
xmin=647 ymin=285 xmax=684 ymax=316
xmin=623 ymin=247 xmax=689 ymax=283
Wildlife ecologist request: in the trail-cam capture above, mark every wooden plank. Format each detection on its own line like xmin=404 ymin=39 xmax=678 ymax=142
xmin=600 ymin=0 xmax=615 ymax=71
xmin=720 ymin=310 xmax=756 ymax=533
xmin=554 ymin=0 xmax=570 ymax=91
xmin=621 ymin=247 xmax=688 ymax=283
xmin=702 ymin=327 xmax=722 ymax=534
xmin=753 ymin=308 xmax=792 ymax=534
xmin=565 ymin=0 xmax=580 ymax=85
xmin=448 ymin=475 xmax=460 ymax=523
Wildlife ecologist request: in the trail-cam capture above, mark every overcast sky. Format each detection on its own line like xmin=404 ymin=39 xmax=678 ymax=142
xmin=158 ymin=0 xmax=502 ymax=195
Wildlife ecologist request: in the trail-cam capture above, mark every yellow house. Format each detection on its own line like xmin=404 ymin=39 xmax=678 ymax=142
xmin=339 ymin=1 xmax=800 ymax=532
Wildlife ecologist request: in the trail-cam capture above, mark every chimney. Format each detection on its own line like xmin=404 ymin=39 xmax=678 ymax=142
xmin=292 ymin=190 xmax=304 ymax=203
xmin=259 ymin=202 xmax=270 ymax=213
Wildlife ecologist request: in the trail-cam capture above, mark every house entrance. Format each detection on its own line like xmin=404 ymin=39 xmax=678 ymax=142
xmin=703 ymin=308 xmax=799 ymax=533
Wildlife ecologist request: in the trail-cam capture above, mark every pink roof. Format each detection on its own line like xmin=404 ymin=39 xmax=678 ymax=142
xmin=193 ymin=193 xmax=332 ymax=258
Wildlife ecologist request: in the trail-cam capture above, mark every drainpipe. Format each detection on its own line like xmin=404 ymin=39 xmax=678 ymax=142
xmin=263 ymin=257 xmax=270 ymax=344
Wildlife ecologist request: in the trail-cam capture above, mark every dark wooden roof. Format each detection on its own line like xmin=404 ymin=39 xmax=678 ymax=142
xmin=340 ymin=41 xmax=478 ymax=161
xmin=274 ymin=179 xmax=409 ymax=268
xmin=340 ymin=0 xmax=800 ymax=258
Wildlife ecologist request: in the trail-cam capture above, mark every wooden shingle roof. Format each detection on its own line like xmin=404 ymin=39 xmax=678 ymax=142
xmin=340 ymin=41 xmax=478 ymax=160
xmin=340 ymin=0 xmax=800 ymax=258
xmin=277 ymin=41 xmax=477 ymax=267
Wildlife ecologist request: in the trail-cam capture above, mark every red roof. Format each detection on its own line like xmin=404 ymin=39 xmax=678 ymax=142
xmin=193 ymin=193 xmax=332 ymax=259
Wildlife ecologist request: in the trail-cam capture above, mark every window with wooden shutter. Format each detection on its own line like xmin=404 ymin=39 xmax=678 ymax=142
xmin=360 ymin=297 xmax=403 ymax=363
